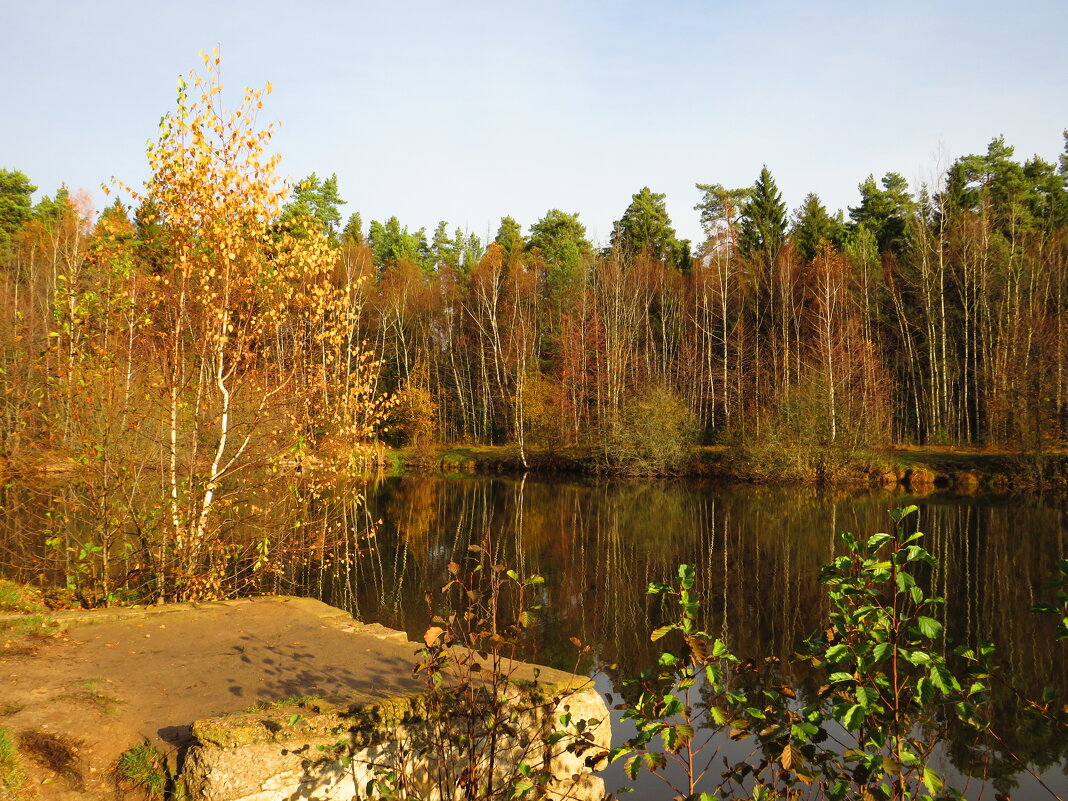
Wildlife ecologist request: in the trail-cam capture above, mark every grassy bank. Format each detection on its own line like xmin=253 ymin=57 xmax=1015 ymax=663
xmin=8 ymin=440 xmax=1068 ymax=493
xmin=384 ymin=443 xmax=1068 ymax=492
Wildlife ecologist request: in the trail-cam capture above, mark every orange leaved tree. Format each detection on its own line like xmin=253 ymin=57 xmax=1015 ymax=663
xmin=123 ymin=51 xmax=383 ymax=600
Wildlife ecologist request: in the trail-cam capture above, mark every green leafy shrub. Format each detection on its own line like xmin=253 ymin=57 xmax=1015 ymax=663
xmin=603 ymin=384 xmax=697 ymax=474
xmin=1032 ymin=558 xmax=1068 ymax=640
xmin=794 ymin=505 xmax=992 ymax=799
xmin=588 ymin=507 xmax=1000 ymax=801
xmin=726 ymin=375 xmax=890 ymax=483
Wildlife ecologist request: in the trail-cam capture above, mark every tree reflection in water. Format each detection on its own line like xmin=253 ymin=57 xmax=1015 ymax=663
xmin=2 ymin=475 xmax=1066 ymax=796
xmin=296 ymin=478 xmax=1068 ymax=798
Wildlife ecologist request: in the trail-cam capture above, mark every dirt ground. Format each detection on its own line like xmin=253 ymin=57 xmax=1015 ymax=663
xmin=0 ymin=597 xmax=425 ymax=800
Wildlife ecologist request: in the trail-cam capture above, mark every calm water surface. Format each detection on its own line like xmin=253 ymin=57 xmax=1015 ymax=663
xmin=293 ymin=477 xmax=1068 ymax=799
xmin=4 ymin=474 xmax=1067 ymax=797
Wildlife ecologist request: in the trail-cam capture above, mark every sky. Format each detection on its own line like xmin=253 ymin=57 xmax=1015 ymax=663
xmin=2 ymin=0 xmax=1066 ymax=247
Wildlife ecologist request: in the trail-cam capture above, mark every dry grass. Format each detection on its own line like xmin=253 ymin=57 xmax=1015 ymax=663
xmin=17 ymin=729 xmax=84 ymax=790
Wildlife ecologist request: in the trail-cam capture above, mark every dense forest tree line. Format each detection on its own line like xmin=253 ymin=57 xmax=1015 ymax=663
xmin=2 ymin=117 xmax=1067 ymax=477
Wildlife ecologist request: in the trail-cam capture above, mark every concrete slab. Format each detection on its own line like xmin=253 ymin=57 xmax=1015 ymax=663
xmin=0 ymin=596 xmax=608 ymax=800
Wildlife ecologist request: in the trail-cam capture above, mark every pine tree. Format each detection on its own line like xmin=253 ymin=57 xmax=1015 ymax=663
xmin=342 ymin=211 xmax=364 ymax=245
xmin=494 ymin=216 xmax=525 ymax=259
xmin=0 ymin=169 xmax=36 ymax=252
xmin=610 ymin=186 xmax=681 ymax=263
xmin=792 ymin=193 xmax=846 ymax=262
xmin=738 ymin=166 xmax=788 ymax=267
xmin=278 ymin=172 xmax=346 ymax=240
xmin=849 ymin=172 xmax=913 ymax=254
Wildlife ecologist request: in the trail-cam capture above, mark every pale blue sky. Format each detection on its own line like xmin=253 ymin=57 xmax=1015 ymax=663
xmin=2 ymin=0 xmax=1065 ymax=245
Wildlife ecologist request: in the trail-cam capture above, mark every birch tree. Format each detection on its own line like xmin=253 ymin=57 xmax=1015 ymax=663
xmin=125 ymin=51 xmax=372 ymax=599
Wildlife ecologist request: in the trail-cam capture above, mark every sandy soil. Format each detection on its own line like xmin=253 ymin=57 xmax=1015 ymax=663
xmin=0 ymin=597 xmax=424 ymax=800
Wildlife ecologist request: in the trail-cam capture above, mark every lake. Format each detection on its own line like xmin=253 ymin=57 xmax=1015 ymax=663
xmin=4 ymin=473 xmax=1067 ymax=797
xmin=290 ymin=476 xmax=1068 ymax=799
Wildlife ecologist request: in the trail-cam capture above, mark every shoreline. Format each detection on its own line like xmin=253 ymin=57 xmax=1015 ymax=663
xmin=385 ymin=443 xmax=1068 ymax=494
xmin=6 ymin=443 xmax=1068 ymax=494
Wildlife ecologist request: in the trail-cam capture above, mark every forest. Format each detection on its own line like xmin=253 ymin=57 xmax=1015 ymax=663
xmin=2 ymin=54 xmax=1068 ymax=801
xmin=2 ymin=58 xmax=1068 ymax=487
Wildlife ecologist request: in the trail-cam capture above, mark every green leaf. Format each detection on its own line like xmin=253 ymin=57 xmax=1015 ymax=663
xmin=899 ymin=749 xmax=921 ymax=767
xmin=624 ymin=754 xmax=641 ymax=780
xmin=642 ymin=751 xmax=666 ymax=770
xmin=662 ymin=727 xmax=678 ymax=751
xmin=855 ymin=686 xmax=879 ymax=709
xmin=512 ymin=777 xmax=535 ymax=798
xmin=677 ymin=564 xmax=695 ymax=589
xmin=871 ymin=642 xmax=891 ymax=663
xmin=866 ymin=533 xmax=893 ymax=551
xmin=662 ymin=695 xmax=683 ymax=716
xmin=922 ymin=767 xmax=943 ymax=794
xmin=828 ymin=672 xmax=854 ymax=684
xmin=825 ymin=643 xmax=850 ymax=663
xmin=929 ymin=664 xmax=958 ymax=694
xmin=914 ymin=676 xmax=934 ymax=704
xmin=906 ymin=649 xmax=932 ymax=666
xmin=917 ymin=616 xmax=943 ymax=638
xmin=895 ymin=570 xmax=915 ymax=592
xmin=889 ymin=505 xmax=918 ymax=523
xmin=841 ymin=703 xmax=865 ymax=731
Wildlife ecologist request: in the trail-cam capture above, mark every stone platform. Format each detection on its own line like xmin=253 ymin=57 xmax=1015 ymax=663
xmin=0 ymin=596 xmax=609 ymax=800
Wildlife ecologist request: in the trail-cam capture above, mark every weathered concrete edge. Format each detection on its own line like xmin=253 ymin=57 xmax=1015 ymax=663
xmin=183 ymin=675 xmax=611 ymax=801
xmin=191 ymin=669 xmax=600 ymax=749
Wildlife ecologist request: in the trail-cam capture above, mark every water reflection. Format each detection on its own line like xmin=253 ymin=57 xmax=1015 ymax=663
xmin=289 ymin=477 xmax=1068 ymax=797
xmin=3 ymin=474 xmax=1067 ymax=795
xmin=290 ymin=479 xmax=1066 ymax=688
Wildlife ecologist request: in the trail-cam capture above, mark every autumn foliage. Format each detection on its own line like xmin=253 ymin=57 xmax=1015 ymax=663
xmin=0 ymin=53 xmax=1066 ymax=602
xmin=0 ymin=53 xmax=391 ymax=601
